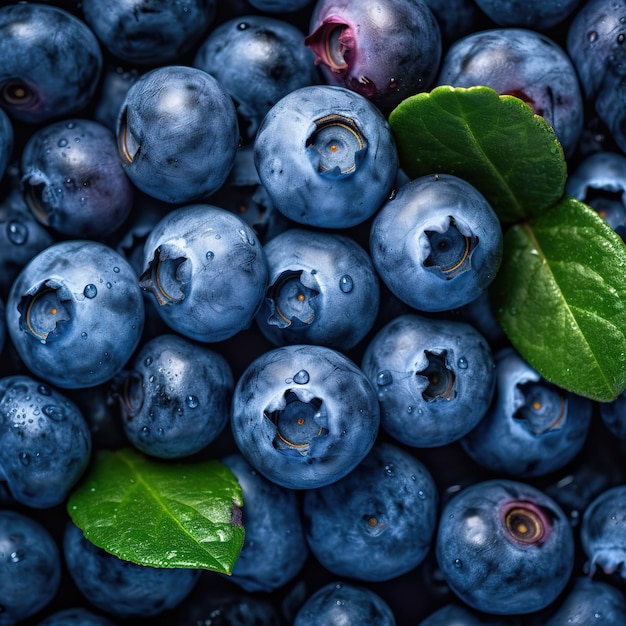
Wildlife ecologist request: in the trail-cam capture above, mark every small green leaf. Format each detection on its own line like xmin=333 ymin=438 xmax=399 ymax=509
xmin=491 ymin=196 xmax=626 ymax=402
xmin=67 ymin=448 xmax=244 ymax=574
xmin=388 ymin=85 xmax=567 ymax=224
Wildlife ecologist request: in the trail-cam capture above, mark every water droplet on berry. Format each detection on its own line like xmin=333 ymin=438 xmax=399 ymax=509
xmin=339 ymin=274 xmax=353 ymax=293
xmin=7 ymin=220 xmax=28 ymax=245
xmin=418 ymin=490 xmax=426 ymax=499
xmin=454 ymin=558 xmax=463 ymax=568
xmin=384 ymin=464 xmax=395 ymax=476
xmin=83 ymin=284 xmax=97 ymax=298
xmin=206 ymin=251 xmax=214 ymax=260
xmin=377 ymin=370 xmax=393 ymax=386
xmin=588 ymin=31 xmax=598 ymax=42
xmin=141 ymin=426 xmax=150 ymax=436
xmin=9 ymin=550 xmax=24 ymax=563
xmin=18 ymin=452 xmax=30 ymax=465
xmin=81 ymin=332 xmax=87 ymax=339
xmin=144 ymin=357 xmax=153 ymax=366
xmin=186 ymin=395 xmax=199 ymax=409
xmin=113 ymin=266 xmax=120 ymax=273
xmin=293 ymin=369 xmax=310 ymax=384
xmin=106 ymin=282 xmax=112 ymax=289
xmin=457 ymin=357 xmax=468 ymax=369
xmin=37 ymin=385 xmax=50 ymax=396
xmin=43 ymin=405 xmax=66 ymax=421
xmin=58 ymin=138 xmax=68 ymax=147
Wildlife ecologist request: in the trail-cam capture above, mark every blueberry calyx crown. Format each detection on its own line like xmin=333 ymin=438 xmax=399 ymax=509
xmin=0 ymin=78 xmax=37 ymax=110
xmin=305 ymin=19 xmax=354 ymax=74
xmin=416 ymin=350 xmax=456 ymax=402
xmin=424 ymin=216 xmax=477 ymax=280
xmin=514 ymin=381 xmax=566 ymax=434
xmin=139 ymin=246 xmax=189 ymax=306
xmin=266 ymin=270 xmax=319 ymax=328
xmin=306 ymin=113 xmax=367 ymax=178
xmin=18 ymin=281 xmax=72 ymax=343
xmin=501 ymin=500 xmax=551 ymax=546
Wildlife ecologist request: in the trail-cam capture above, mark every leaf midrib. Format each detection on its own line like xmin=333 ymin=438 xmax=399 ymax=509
xmin=521 ymin=222 xmax=613 ymax=397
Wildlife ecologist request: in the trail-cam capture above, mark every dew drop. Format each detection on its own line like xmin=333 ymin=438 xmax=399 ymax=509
xmin=293 ymin=369 xmax=310 ymax=384
xmin=141 ymin=426 xmax=150 ymax=436
xmin=339 ymin=274 xmax=353 ymax=293
xmin=18 ymin=452 xmax=30 ymax=465
xmin=284 ymin=378 xmax=293 ymax=384
xmin=43 ymin=405 xmax=66 ymax=421
xmin=106 ymin=282 xmax=112 ymax=289
xmin=384 ymin=464 xmax=395 ymax=476
xmin=186 ymin=395 xmax=199 ymax=409
xmin=237 ymin=21 xmax=248 ymax=29
xmin=618 ymin=33 xmax=625 ymax=44
xmin=149 ymin=375 xmax=155 ymax=383
xmin=9 ymin=550 xmax=24 ymax=563
xmin=418 ymin=490 xmax=426 ymax=499
xmin=407 ymin=405 xmax=413 ymax=413
xmin=206 ymin=251 xmax=214 ymax=260
xmin=113 ymin=266 xmax=120 ymax=273
xmin=37 ymin=384 xmax=50 ymax=396
xmin=57 ymin=138 xmax=68 ymax=147
xmin=454 ymin=558 xmax=463 ymax=568
xmin=376 ymin=370 xmax=393 ymax=386
xmin=83 ymin=284 xmax=97 ymax=298
xmin=588 ymin=30 xmax=598 ymax=42
xmin=7 ymin=220 xmax=28 ymax=245
xmin=144 ymin=357 xmax=153 ymax=366
xmin=457 ymin=357 xmax=468 ymax=369
xmin=595 ymin=612 xmax=602 ymax=619
xmin=81 ymin=332 xmax=88 ymax=339
xmin=215 ymin=233 xmax=221 ymax=239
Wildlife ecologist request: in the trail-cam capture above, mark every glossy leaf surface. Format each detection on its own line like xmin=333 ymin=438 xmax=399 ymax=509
xmin=68 ymin=448 xmax=244 ymax=573
xmin=389 ymin=85 xmax=567 ymax=224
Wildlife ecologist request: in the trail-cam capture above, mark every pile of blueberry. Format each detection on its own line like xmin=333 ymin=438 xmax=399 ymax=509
xmin=0 ymin=0 xmax=626 ymax=624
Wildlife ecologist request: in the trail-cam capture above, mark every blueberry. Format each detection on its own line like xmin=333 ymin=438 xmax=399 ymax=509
xmin=361 ymin=312 xmax=495 ymax=448
xmin=254 ymin=84 xmax=399 ymax=229
xmin=140 ymin=204 xmax=268 ymax=343
xmin=460 ymin=347 xmax=593 ymax=478
xmin=21 ymin=118 xmax=134 ymax=238
xmin=63 ymin=521 xmax=201 ymax=619
xmin=0 ymin=4 xmax=102 ymax=123
xmin=0 ymin=374 xmax=91 ymax=508
xmin=230 ymin=344 xmax=379 ymax=489
xmin=599 ymin=389 xmax=626 ymax=439
xmin=116 ymin=65 xmax=239 ymax=204
xmin=248 ymin=0 xmax=314 ymax=11
xmin=303 ymin=441 xmax=438 ymax=581
xmin=0 ymin=510 xmax=61 ymax=626
xmin=222 ymin=452 xmax=308 ymax=592
xmin=118 ymin=333 xmax=234 ymax=458
xmin=438 ymin=28 xmax=584 ymax=157
xmin=256 ymin=228 xmax=380 ymax=350
xmin=529 ymin=576 xmax=626 ymax=626
xmin=6 ymin=240 xmax=144 ymax=389
xmin=566 ymin=150 xmax=626 ymax=241
xmin=193 ymin=14 xmax=320 ymax=141
xmin=305 ymin=0 xmax=442 ymax=112
xmin=436 ymin=479 xmax=575 ymax=614
xmin=293 ymin=581 xmax=396 ymax=626
xmin=418 ymin=603 xmax=521 ymax=625
xmin=370 ymin=174 xmax=503 ymax=313
xmin=37 ymin=608 xmax=116 ymax=626
xmin=580 ymin=484 xmax=626 ymax=580
xmin=82 ymin=0 xmax=216 ymax=66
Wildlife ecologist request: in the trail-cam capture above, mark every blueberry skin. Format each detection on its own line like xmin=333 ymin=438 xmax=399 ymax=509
xmin=599 ymin=389 xmax=626 ymax=439
xmin=566 ymin=151 xmax=626 ymax=241
xmin=253 ymin=85 xmax=399 ymax=229
xmin=436 ymin=479 xmax=575 ymax=615
xmin=472 ymin=0 xmax=583 ymax=29
xmin=6 ymin=240 xmax=145 ymax=389
xmin=293 ymin=581 xmax=396 ymax=626
xmin=0 ymin=299 xmax=4 ymax=357
xmin=118 ymin=334 xmax=234 ymax=458
xmin=256 ymin=228 xmax=380 ymax=350
xmin=230 ymin=344 xmax=380 ymax=490
xmin=303 ymin=441 xmax=438 ymax=581
xmin=37 ymin=608 xmax=116 ymax=626
xmin=82 ymin=0 xmax=216 ymax=66
xmin=0 ymin=107 xmax=13 ymax=183
xmin=581 ymin=484 xmax=626 ymax=579
xmin=530 ymin=577 xmax=626 ymax=626
xmin=140 ymin=204 xmax=268 ymax=343
xmin=63 ymin=521 xmax=201 ymax=619
xmin=437 ymin=28 xmax=584 ymax=158
xmin=0 ymin=4 xmax=102 ymax=124
xmin=0 ymin=185 xmax=56 ymax=299
xmin=0 ymin=510 xmax=61 ymax=626
xmin=20 ymin=118 xmax=134 ymax=238
xmin=361 ymin=313 xmax=495 ymax=448
xmin=304 ymin=0 xmax=442 ymax=112
xmin=116 ymin=65 xmax=239 ymax=204
xmin=460 ymin=347 xmax=593 ymax=478
xmin=370 ymin=174 xmax=503 ymax=313
xmin=222 ymin=453 xmax=308 ymax=592
xmin=193 ymin=15 xmax=320 ymax=141
xmin=0 ymin=375 xmax=92 ymax=508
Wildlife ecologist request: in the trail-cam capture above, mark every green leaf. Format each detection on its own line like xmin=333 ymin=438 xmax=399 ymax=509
xmin=67 ymin=448 xmax=244 ymax=574
xmin=491 ymin=196 xmax=626 ymax=402
xmin=388 ymin=85 xmax=567 ymax=224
